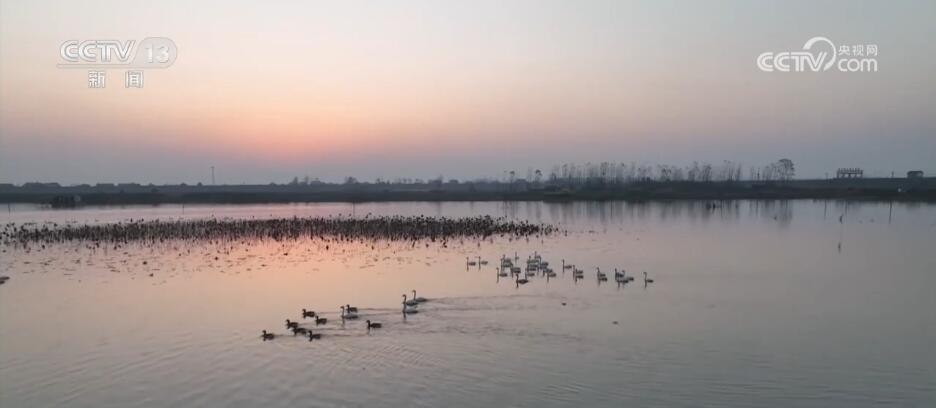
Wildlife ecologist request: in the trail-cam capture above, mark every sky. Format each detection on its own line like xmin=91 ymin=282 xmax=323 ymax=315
xmin=0 ymin=0 xmax=934 ymax=184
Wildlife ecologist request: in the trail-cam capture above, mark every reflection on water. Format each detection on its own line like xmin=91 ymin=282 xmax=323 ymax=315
xmin=1 ymin=200 xmax=934 ymax=408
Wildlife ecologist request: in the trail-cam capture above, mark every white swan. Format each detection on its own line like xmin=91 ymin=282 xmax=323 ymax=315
xmin=402 ymin=294 xmax=419 ymax=307
xmin=340 ymin=305 xmax=359 ymax=320
xmin=402 ymin=302 xmax=419 ymax=314
xmin=597 ymin=267 xmax=608 ymax=281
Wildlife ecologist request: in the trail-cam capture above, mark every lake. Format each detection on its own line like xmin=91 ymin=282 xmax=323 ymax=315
xmin=1 ymin=200 xmax=934 ymax=407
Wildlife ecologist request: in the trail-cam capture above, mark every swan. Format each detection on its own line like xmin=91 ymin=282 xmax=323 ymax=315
xmin=291 ymin=326 xmax=308 ymax=335
xmin=340 ymin=306 xmax=359 ymax=320
xmin=501 ymin=256 xmax=512 ymax=268
xmin=497 ymin=267 xmax=509 ymax=277
xmin=411 ymin=290 xmax=427 ymax=303
xmin=466 ymin=257 xmax=477 ymax=266
xmin=285 ymin=319 xmax=299 ymax=329
xmin=345 ymin=304 xmax=359 ymax=313
xmin=261 ymin=330 xmax=275 ymax=340
xmin=366 ymin=320 xmax=382 ymax=330
xmin=516 ymin=274 xmax=529 ymax=285
xmin=307 ymin=330 xmax=322 ymax=340
xmin=402 ymin=303 xmax=419 ymax=314
xmin=643 ymin=271 xmax=654 ymax=284
xmin=301 ymin=308 xmax=315 ymax=319
xmin=402 ymin=294 xmax=419 ymax=307
xmin=313 ymin=314 xmax=328 ymax=325
xmin=597 ymin=267 xmax=608 ymax=281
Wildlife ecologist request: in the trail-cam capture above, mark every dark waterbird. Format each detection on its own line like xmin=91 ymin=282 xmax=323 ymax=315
xmin=313 ymin=313 xmax=328 ymax=325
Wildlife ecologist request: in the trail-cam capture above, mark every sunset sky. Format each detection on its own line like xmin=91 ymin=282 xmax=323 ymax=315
xmin=1 ymin=0 xmax=934 ymax=184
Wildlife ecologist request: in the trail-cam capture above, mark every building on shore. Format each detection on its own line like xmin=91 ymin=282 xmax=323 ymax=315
xmin=836 ymin=168 xmax=864 ymax=179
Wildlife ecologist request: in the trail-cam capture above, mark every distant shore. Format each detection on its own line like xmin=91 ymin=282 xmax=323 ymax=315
xmin=2 ymin=177 xmax=934 ymax=206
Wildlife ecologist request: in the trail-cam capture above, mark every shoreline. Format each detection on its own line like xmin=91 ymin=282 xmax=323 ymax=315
xmin=2 ymin=178 xmax=934 ymax=206
xmin=2 ymin=189 xmax=935 ymax=207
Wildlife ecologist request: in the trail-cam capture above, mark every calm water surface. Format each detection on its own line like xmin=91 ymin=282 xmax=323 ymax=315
xmin=1 ymin=201 xmax=934 ymax=407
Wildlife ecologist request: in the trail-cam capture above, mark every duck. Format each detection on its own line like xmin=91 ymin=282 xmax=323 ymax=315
xmin=340 ymin=305 xmax=359 ymax=320
xmin=285 ymin=319 xmax=299 ymax=329
xmin=301 ymin=308 xmax=315 ymax=319
xmin=411 ymin=290 xmax=427 ymax=303
xmin=366 ymin=320 xmax=382 ymax=330
xmin=402 ymin=294 xmax=419 ymax=307
xmin=291 ymin=326 xmax=309 ymax=335
xmin=313 ymin=313 xmax=328 ymax=325
xmin=261 ymin=330 xmax=275 ymax=340
xmin=308 ymin=330 xmax=322 ymax=340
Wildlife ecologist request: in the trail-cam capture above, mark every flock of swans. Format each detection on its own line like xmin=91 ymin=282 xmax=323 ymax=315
xmin=261 ymin=253 xmax=656 ymax=342
xmin=489 ymin=252 xmax=655 ymax=288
